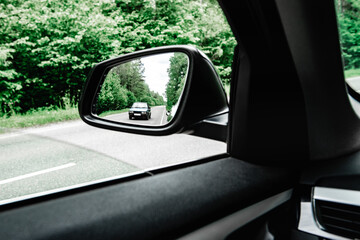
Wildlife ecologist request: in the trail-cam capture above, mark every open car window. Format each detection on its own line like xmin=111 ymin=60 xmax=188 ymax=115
xmin=0 ymin=0 xmax=234 ymax=205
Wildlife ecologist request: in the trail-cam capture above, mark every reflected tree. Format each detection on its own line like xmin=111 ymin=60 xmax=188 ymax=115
xmin=166 ymin=53 xmax=188 ymax=112
xmin=96 ymin=59 xmax=165 ymax=115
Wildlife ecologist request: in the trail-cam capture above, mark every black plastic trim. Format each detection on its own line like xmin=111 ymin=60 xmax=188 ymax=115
xmin=0 ymin=157 xmax=297 ymax=240
xmin=189 ymin=112 xmax=228 ymax=142
xmin=347 ymin=83 xmax=360 ymax=103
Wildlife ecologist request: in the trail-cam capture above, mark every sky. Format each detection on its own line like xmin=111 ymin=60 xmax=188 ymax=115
xmin=141 ymin=53 xmax=173 ymax=97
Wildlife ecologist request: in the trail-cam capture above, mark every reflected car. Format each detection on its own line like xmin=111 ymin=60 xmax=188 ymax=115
xmin=128 ymin=102 xmax=151 ymax=120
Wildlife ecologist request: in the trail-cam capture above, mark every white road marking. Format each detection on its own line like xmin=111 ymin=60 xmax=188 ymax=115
xmin=346 ymin=76 xmax=360 ymax=81
xmin=160 ymin=106 xmax=166 ymax=125
xmin=0 ymin=132 xmax=23 ymax=140
xmin=0 ymin=162 xmax=76 ymax=185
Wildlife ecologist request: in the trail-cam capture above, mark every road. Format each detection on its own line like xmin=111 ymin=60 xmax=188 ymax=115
xmin=346 ymin=76 xmax=360 ymax=92
xmin=0 ymin=119 xmax=226 ymax=203
xmin=104 ymin=105 xmax=168 ymax=126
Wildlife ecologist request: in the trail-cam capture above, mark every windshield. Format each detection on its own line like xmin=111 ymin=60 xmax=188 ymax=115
xmin=132 ymin=103 xmax=148 ymax=108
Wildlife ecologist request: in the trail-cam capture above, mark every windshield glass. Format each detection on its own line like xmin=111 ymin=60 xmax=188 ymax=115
xmin=132 ymin=103 xmax=148 ymax=108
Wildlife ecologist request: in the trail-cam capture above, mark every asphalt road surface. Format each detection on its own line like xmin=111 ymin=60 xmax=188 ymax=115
xmin=104 ymin=105 xmax=168 ymax=126
xmin=0 ymin=119 xmax=226 ymax=203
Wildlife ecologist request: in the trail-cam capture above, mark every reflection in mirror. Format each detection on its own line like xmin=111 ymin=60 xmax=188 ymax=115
xmin=94 ymin=52 xmax=189 ymax=126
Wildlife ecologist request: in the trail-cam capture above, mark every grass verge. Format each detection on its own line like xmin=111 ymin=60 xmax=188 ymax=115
xmin=98 ymin=108 xmax=129 ymax=118
xmin=345 ymin=68 xmax=360 ymax=79
xmin=0 ymin=107 xmax=80 ymax=130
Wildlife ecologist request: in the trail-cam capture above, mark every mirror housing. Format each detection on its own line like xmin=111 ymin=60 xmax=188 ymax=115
xmin=79 ymin=45 xmax=228 ymax=138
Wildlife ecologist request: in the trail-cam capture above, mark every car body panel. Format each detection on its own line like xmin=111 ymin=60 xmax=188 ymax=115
xmin=0 ymin=157 xmax=297 ymax=239
xmin=129 ymin=102 xmax=151 ymax=120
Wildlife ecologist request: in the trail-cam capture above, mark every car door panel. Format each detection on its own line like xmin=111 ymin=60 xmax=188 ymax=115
xmin=0 ymin=157 xmax=296 ymax=239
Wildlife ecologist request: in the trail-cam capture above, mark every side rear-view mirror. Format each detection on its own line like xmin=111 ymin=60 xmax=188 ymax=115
xmin=79 ymin=45 xmax=228 ymax=141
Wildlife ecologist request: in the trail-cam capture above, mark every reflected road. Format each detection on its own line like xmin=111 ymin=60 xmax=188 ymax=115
xmin=104 ymin=106 xmax=168 ymax=126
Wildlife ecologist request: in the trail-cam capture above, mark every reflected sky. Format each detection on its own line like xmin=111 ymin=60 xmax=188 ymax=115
xmin=141 ymin=53 xmax=173 ymax=97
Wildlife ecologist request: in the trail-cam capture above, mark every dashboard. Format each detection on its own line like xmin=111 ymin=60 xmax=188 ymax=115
xmin=298 ymin=152 xmax=360 ymax=239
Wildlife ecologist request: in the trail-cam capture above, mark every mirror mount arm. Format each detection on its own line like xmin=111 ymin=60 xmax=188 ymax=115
xmin=187 ymin=111 xmax=228 ymax=142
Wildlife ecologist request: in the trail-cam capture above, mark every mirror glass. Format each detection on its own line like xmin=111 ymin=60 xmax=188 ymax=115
xmin=93 ymin=52 xmax=189 ymax=126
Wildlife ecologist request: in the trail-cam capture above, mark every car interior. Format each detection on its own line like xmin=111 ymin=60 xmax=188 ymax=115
xmin=1 ymin=0 xmax=359 ymax=239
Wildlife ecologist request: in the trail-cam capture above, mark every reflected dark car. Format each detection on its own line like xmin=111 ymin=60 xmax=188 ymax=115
xmin=128 ymin=102 xmax=151 ymax=120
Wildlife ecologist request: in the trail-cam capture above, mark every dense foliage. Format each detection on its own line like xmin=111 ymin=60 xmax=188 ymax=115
xmin=337 ymin=0 xmax=360 ymax=70
xmin=0 ymin=0 xmax=236 ymax=116
xmin=165 ymin=53 xmax=188 ymax=112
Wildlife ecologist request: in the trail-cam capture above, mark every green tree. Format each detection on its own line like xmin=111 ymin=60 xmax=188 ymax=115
xmin=166 ymin=53 xmax=188 ymax=111
xmin=151 ymin=91 xmax=165 ymax=106
xmin=126 ymin=91 xmax=137 ymax=107
xmin=0 ymin=0 xmax=235 ymax=116
xmin=96 ymin=58 xmax=166 ymax=113
xmin=110 ymin=60 xmax=150 ymax=101
xmin=0 ymin=47 xmax=21 ymax=114
xmin=337 ymin=0 xmax=360 ymax=69
xmin=96 ymin=70 xmax=129 ymax=115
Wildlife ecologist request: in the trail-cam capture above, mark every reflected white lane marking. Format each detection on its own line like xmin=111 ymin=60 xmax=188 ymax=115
xmin=346 ymin=76 xmax=360 ymax=81
xmin=160 ymin=106 xmax=166 ymax=125
xmin=0 ymin=162 xmax=76 ymax=185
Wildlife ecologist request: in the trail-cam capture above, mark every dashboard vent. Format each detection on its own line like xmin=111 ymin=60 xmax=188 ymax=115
xmin=315 ymin=200 xmax=360 ymax=239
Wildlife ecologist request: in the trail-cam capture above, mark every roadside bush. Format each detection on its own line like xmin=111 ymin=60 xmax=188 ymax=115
xmin=96 ymin=82 xmax=128 ymax=115
xmin=126 ymin=91 xmax=137 ymax=107
xmin=140 ymin=96 xmax=155 ymax=106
